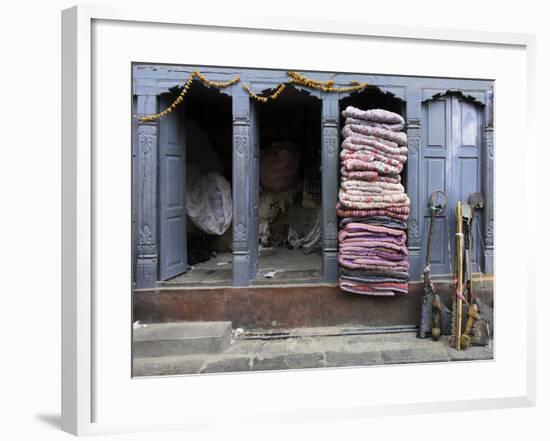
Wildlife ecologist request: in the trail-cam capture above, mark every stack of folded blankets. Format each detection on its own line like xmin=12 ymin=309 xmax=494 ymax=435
xmin=337 ymin=106 xmax=410 ymax=296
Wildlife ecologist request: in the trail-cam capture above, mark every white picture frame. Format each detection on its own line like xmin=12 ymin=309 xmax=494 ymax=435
xmin=62 ymin=5 xmax=536 ymax=436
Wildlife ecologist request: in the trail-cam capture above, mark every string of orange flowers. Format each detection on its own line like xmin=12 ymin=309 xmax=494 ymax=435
xmin=286 ymin=71 xmax=368 ymax=93
xmin=138 ymin=70 xmax=369 ymax=121
xmin=138 ymin=70 xmax=240 ymax=122
xmin=243 ymin=83 xmax=287 ymax=103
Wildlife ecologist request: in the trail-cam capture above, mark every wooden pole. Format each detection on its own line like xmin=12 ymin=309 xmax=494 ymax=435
xmin=455 ymin=202 xmax=464 ymax=350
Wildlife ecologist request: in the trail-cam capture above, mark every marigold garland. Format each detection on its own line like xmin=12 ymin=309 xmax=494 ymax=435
xmin=193 ymin=70 xmax=241 ymax=89
xmin=138 ymin=70 xmax=369 ymax=121
xmin=138 ymin=70 xmax=240 ymax=122
xmin=243 ymin=83 xmax=287 ymax=102
xmin=286 ymin=71 xmax=368 ymax=93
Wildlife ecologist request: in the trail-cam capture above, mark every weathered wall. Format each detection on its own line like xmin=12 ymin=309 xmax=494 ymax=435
xmin=133 ymin=279 xmax=493 ymax=330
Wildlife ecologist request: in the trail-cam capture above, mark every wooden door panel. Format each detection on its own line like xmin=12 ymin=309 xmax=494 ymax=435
xmin=420 ymin=95 xmax=485 ymax=276
xmin=158 ymin=98 xmax=187 ymax=281
xmin=453 ymin=98 xmax=483 ymax=272
xmin=421 ymin=98 xmax=453 ymax=275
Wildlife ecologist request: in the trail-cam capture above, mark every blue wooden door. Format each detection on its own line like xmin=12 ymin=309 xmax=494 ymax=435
xmin=249 ymin=102 xmax=260 ymax=278
xmin=420 ymin=97 xmax=453 ymax=275
xmin=420 ymin=94 xmax=484 ymax=276
xmin=158 ymin=97 xmax=187 ymax=281
xmin=450 ymin=95 xmax=484 ymax=273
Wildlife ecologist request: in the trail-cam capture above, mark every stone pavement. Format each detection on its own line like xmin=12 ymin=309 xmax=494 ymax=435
xmin=133 ymin=329 xmax=493 ymax=377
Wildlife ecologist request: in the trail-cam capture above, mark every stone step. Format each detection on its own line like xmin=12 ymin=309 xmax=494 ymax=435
xmin=133 ymin=321 xmax=232 ymax=358
xmin=132 ymin=331 xmax=494 ymax=377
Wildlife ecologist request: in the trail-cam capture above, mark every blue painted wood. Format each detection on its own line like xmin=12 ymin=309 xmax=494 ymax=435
xmin=483 ymin=90 xmax=494 ymax=273
xmin=232 ymin=90 xmax=252 ymax=286
xmin=450 ymin=96 xmax=484 ymax=273
xmin=132 ymin=96 xmax=137 ymax=284
xmin=158 ymin=96 xmax=187 ymax=281
xmin=132 ymin=64 xmax=493 ymax=102
xmin=420 ymin=94 xmax=485 ymax=276
xmin=249 ymin=101 xmax=260 ymax=278
xmin=420 ymin=97 xmax=453 ymax=275
xmin=135 ymin=95 xmax=159 ymax=288
xmin=321 ymin=97 xmax=339 ymax=284
xmin=405 ymin=86 xmax=422 ymax=279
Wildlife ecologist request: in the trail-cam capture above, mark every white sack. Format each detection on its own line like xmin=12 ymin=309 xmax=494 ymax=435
xmin=186 ymin=166 xmax=232 ymax=235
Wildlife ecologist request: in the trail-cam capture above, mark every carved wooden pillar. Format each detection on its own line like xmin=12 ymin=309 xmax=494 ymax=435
xmin=321 ymin=97 xmax=340 ymax=284
xmin=483 ymin=89 xmax=494 ymax=273
xmin=405 ymin=86 xmax=422 ymax=280
xmin=135 ymin=95 xmax=159 ymax=288
xmin=232 ymin=91 xmax=252 ymax=286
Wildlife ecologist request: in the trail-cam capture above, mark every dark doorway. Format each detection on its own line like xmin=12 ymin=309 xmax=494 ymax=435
xmin=252 ymin=87 xmax=323 ymax=285
xmin=158 ymin=81 xmax=234 ymax=287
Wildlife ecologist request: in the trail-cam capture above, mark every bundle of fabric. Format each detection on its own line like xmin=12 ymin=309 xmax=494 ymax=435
xmin=337 ymin=106 xmax=410 ymax=296
xmin=260 ymin=141 xmax=301 ymax=192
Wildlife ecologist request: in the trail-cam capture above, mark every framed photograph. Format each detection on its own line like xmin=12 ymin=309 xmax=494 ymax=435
xmin=62 ymin=5 xmax=536 ymax=436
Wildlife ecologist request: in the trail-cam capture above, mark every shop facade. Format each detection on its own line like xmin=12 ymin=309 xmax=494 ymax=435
xmin=132 ymin=64 xmax=494 ymax=328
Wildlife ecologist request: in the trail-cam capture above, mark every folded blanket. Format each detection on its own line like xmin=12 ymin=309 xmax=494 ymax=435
xmin=339 ymin=280 xmax=408 ymax=296
xmin=339 ymin=189 xmax=409 ymax=205
xmin=340 ymin=169 xmax=379 ymax=181
xmin=345 ymin=117 xmax=404 ymax=132
xmin=341 ymin=131 xmax=408 ymax=156
xmin=340 ymin=239 xmax=407 ymax=252
xmin=339 ymin=216 xmax=408 ymax=230
xmin=340 ymin=222 xmax=407 ymax=237
xmin=338 ymin=200 xmax=409 ymax=211
xmin=342 ymin=189 xmax=405 ymax=199
xmin=341 ymin=150 xmax=405 ymax=167
xmin=340 ymin=238 xmax=406 ymax=249
xmin=341 ymin=274 xmax=408 ymax=284
xmin=336 ymin=206 xmax=410 ymax=221
xmin=340 ymin=267 xmax=409 ymax=281
xmin=341 ymin=127 xmax=400 ymax=149
xmin=338 ymin=255 xmax=409 ymax=272
xmin=341 ymin=265 xmax=409 ymax=273
xmin=340 ymin=169 xmax=401 ymax=183
xmin=340 ymin=249 xmax=408 ymax=263
xmin=340 ymin=283 xmax=396 ymax=296
xmin=338 ymin=201 xmax=409 ymax=211
xmin=347 ymin=124 xmax=408 ymax=146
xmin=341 ymin=144 xmax=408 ymax=164
xmin=341 ymin=158 xmax=403 ymax=175
xmin=338 ymin=248 xmax=408 ymax=266
xmin=341 ymin=106 xmax=405 ymax=125
xmin=336 ymin=202 xmax=409 ymax=213
xmin=340 ymin=180 xmax=405 ymax=193
xmin=340 ymin=238 xmax=405 ymax=249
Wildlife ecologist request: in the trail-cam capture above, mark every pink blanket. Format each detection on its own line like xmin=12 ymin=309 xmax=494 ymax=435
xmin=345 ymin=117 xmax=404 ymax=132
xmin=340 ymin=180 xmax=405 ymax=193
xmin=340 ymin=169 xmax=401 ymax=183
xmin=347 ymin=124 xmax=408 ymax=146
xmin=341 ymin=106 xmax=405 ymax=125
xmin=341 ymin=158 xmax=403 ymax=175
xmin=341 ymin=131 xmax=408 ymax=156
xmin=341 ymin=150 xmax=405 ymax=167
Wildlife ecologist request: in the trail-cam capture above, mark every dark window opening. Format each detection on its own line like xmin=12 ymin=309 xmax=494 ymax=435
xmin=253 ymin=86 xmax=323 ymax=285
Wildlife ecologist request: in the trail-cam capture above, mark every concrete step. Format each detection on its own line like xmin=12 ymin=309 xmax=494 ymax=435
xmin=133 ymin=321 xmax=232 ymax=358
xmin=132 ymin=330 xmax=494 ymax=377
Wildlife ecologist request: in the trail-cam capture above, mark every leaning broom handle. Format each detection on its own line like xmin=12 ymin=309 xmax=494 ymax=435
xmin=455 ymin=202 xmax=464 ymax=350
